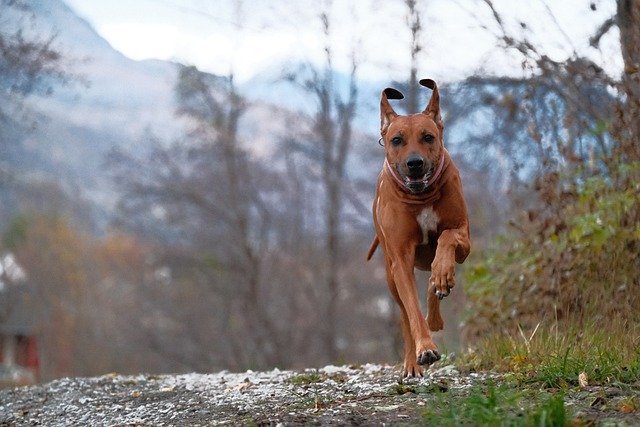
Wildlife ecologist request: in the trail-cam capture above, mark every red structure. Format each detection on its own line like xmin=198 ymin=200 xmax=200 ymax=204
xmin=1 ymin=255 xmax=40 ymax=386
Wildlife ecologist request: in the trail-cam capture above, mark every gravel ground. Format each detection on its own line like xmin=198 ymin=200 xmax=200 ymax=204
xmin=0 ymin=363 xmax=494 ymax=426
xmin=3 ymin=363 xmax=637 ymax=426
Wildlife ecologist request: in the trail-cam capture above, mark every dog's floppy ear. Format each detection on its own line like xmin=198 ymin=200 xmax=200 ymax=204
xmin=420 ymin=79 xmax=442 ymax=129
xmin=380 ymin=87 xmax=403 ymax=135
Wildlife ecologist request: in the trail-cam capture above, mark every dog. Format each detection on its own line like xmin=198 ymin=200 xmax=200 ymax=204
xmin=367 ymin=79 xmax=470 ymax=377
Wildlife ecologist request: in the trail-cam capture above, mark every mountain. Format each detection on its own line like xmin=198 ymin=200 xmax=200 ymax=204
xmin=2 ymin=1 xmax=182 ymax=227
xmin=9 ymin=0 xmax=323 ymax=229
xmin=4 ymin=0 xmax=439 ymax=231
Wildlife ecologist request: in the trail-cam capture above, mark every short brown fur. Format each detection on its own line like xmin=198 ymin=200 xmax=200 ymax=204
xmin=369 ymin=80 xmax=470 ymax=377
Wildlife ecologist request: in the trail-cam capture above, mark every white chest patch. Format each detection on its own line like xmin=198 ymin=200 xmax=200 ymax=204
xmin=417 ymin=207 xmax=439 ymax=244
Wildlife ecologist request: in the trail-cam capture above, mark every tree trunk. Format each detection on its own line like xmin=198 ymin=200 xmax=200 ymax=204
xmin=617 ymin=0 xmax=640 ymax=161
xmin=405 ymin=0 xmax=422 ymax=114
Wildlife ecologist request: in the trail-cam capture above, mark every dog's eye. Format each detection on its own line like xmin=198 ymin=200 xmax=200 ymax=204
xmin=423 ymin=134 xmax=435 ymax=144
xmin=391 ymin=136 xmax=403 ymax=146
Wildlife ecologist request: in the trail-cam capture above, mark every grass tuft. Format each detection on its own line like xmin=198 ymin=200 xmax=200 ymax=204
xmin=388 ymin=381 xmax=448 ymax=396
xmin=288 ymin=371 xmax=322 ymax=385
xmin=460 ymin=317 xmax=640 ymax=388
xmin=422 ymin=382 xmax=573 ymax=426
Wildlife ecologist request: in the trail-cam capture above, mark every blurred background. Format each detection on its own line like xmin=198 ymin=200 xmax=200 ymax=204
xmin=1 ymin=0 xmax=638 ymax=385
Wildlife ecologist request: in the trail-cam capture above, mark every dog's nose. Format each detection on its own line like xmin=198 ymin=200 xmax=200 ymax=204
xmin=406 ymin=155 xmax=424 ymax=171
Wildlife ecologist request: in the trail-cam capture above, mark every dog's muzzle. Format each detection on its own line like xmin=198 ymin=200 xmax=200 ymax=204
xmin=404 ymin=154 xmax=432 ymax=192
xmin=406 ymin=154 xmax=426 ymax=176
xmin=384 ymin=153 xmax=446 ymax=194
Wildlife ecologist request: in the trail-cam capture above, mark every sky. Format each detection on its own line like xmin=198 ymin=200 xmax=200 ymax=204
xmin=63 ymin=0 xmax=623 ymax=84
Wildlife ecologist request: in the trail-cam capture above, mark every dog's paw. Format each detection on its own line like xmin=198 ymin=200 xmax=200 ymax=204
xmin=429 ymin=276 xmax=452 ymax=300
xmin=417 ymin=349 xmax=441 ymax=365
xmin=402 ymin=362 xmax=424 ymax=378
xmin=415 ymin=338 xmax=441 ymax=366
xmin=430 ymin=260 xmax=455 ymax=299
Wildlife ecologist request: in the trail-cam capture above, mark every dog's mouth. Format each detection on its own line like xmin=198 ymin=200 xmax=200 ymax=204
xmin=402 ymin=167 xmax=435 ymax=192
xmin=385 ymin=154 xmax=445 ymax=195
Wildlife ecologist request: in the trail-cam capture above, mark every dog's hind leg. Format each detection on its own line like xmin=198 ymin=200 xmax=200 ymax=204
xmin=426 ymin=283 xmax=444 ymax=331
xmin=415 ymin=244 xmax=444 ymax=332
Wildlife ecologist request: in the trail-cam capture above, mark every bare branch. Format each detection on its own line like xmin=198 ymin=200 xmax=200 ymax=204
xmin=589 ymin=15 xmax=616 ymax=47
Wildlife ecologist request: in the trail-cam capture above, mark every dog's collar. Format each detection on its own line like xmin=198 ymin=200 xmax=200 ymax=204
xmin=384 ymin=153 xmax=446 ymax=194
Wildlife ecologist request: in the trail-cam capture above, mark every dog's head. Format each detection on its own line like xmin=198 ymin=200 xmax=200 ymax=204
xmin=379 ymin=79 xmax=444 ymax=194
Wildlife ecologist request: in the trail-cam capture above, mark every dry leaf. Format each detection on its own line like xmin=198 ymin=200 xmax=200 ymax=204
xmin=228 ymin=380 xmax=252 ymax=392
xmin=578 ymin=372 xmax=588 ymax=388
xmin=619 ymin=402 xmax=635 ymax=413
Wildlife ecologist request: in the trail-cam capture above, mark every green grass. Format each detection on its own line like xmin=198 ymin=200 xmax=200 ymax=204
xmin=460 ymin=318 xmax=640 ymax=389
xmin=422 ymin=382 xmax=572 ymax=427
xmin=288 ymin=371 xmax=323 ymax=385
xmin=444 ymin=318 xmax=640 ymax=425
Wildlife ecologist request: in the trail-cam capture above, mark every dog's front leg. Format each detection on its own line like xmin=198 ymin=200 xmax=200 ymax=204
xmin=427 ymin=227 xmax=470 ymax=332
xmin=388 ymin=246 xmax=441 ymax=368
xmin=430 ymin=228 xmax=471 ymax=299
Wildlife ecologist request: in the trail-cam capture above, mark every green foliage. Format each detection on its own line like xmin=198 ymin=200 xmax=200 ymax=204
xmin=463 ymin=161 xmax=640 ymax=338
xmin=529 ymin=393 xmax=570 ymax=427
xmin=422 ymin=382 xmax=572 ymax=427
xmin=460 ymin=159 xmax=640 ymax=427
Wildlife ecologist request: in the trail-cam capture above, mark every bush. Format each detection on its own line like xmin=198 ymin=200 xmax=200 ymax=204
xmin=463 ymin=161 xmax=640 ymax=339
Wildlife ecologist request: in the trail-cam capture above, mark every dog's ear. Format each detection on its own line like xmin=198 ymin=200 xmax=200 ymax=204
xmin=420 ymin=79 xmax=442 ymax=129
xmin=380 ymin=87 xmax=403 ymax=135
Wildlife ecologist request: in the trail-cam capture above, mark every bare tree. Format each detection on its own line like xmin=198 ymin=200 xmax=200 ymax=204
xmin=0 ymin=0 xmax=79 ymax=230
xmin=614 ymin=0 xmax=640 ymax=162
xmin=283 ymin=7 xmax=360 ymax=362
xmin=404 ymin=0 xmax=422 ymax=115
xmin=0 ymin=1 xmax=71 ymax=120
xmin=110 ymin=64 xmax=337 ymax=370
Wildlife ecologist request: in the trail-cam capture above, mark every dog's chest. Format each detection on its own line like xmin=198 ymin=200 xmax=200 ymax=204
xmin=417 ymin=207 xmax=439 ymax=244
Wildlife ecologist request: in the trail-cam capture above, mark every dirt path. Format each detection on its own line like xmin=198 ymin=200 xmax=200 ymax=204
xmin=2 ymin=363 xmax=638 ymax=425
xmin=0 ymin=364 xmax=495 ymax=426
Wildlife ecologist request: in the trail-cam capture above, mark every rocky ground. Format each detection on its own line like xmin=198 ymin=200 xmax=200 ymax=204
xmin=0 ymin=363 xmax=638 ymax=426
xmin=0 ymin=363 xmax=492 ymax=426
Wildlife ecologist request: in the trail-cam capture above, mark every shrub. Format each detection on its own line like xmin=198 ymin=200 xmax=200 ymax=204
xmin=463 ymin=161 xmax=640 ymax=339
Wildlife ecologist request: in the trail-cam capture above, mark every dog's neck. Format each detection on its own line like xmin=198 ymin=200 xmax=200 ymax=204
xmin=384 ymin=152 xmax=447 ymax=197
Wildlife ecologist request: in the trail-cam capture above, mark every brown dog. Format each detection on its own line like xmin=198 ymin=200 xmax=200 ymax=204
xmin=367 ymin=79 xmax=470 ymax=377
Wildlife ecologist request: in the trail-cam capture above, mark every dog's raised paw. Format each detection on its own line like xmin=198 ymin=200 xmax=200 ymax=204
xmin=435 ymin=287 xmax=451 ymax=300
xmin=417 ymin=349 xmax=441 ymax=365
